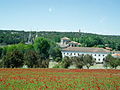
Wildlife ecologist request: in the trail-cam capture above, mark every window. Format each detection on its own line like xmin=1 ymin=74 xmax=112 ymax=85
xmin=98 ymin=59 xmax=100 ymax=61
xmin=82 ymin=54 xmax=84 ymax=56
xmin=99 ymin=54 xmax=100 ymax=56
xmin=103 ymin=55 xmax=104 ymax=56
xmin=103 ymin=58 xmax=105 ymax=61
xmin=95 ymin=54 xmax=96 ymax=56
xmin=74 ymin=53 xmax=76 ymax=55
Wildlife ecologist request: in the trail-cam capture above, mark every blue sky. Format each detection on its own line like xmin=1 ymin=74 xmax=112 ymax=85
xmin=0 ymin=0 xmax=120 ymax=35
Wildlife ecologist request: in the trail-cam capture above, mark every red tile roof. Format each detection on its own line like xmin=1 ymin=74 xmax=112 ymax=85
xmin=112 ymin=54 xmax=120 ymax=56
xmin=105 ymin=47 xmax=112 ymax=50
xmin=62 ymin=47 xmax=110 ymax=53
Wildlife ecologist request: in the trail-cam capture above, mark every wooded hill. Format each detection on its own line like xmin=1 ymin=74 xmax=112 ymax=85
xmin=0 ymin=30 xmax=120 ymax=51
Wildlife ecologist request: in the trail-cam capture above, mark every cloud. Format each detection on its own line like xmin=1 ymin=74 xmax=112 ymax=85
xmin=48 ymin=8 xmax=52 ymax=13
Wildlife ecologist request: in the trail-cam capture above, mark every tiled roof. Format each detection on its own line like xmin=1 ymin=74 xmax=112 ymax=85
xmin=105 ymin=47 xmax=112 ymax=50
xmin=61 ymin=37 xmax=70 ymax=40
xmin=62 ymin=47 xmax=110 ymax=53
xmin=112 ymin=54 xmax=120 ymax=56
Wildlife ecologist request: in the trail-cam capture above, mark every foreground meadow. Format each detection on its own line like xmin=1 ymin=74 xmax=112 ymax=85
xmin=0 ymin=69 xmax=120 ymax=90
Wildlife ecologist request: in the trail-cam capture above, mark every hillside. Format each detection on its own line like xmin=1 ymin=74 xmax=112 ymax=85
xmin=0 ymin=30 xmax=120 ymax=51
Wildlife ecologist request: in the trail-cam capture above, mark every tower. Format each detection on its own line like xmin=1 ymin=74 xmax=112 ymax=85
xmin=26 ymin=31 xmax=33 ymax=44
xmin=79 ymin=29 xmax=81 ymax=33
xmin=35 ymin=31 xmax=38 ymax=38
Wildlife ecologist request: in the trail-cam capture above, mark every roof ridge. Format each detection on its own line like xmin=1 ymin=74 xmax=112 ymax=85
xmin=62 ymin=47 xmax=110 ymax=53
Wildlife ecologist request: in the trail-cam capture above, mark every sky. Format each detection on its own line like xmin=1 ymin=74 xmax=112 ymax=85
xmin=0 ymin=0 xmax=120 ymax=35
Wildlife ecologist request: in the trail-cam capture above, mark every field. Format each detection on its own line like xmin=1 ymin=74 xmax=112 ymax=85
xmin=0 ymin=69 xmax=120 ymax=90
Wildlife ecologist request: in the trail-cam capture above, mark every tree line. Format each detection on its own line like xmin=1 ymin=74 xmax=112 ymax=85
xmin=0 ymin=36 xmax=120 ymax=69
xmin=61 ymin=55 xmax=95 ymax=69
xmin=57 ymin=54 xmax=120 ymax=69
xmin=1 ymin=30 xmax=120 ymax=51
xmin=0 ymin=37 xmax=62 ymax=68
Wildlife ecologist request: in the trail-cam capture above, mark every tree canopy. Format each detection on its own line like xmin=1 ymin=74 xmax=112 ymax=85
xmin=104 ymin=54 xmax=120 ymax=69
xmin=34 ymin=37 xmax=50 ymax=59
xmin=2 ymin=50 xmax=24 ymax=68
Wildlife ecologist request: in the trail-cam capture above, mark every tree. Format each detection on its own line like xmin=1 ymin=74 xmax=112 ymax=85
xmin=24 ymin=44 xmax=34 ymax=53
xmin=40 ymin=59 xmax=50 ymax=68
xmin=0 ymin=47 xmax=3 ymax=59
xmin=109 ymin=58 xmax=120 ymax=69
xmin=73 ymin=56 xmax=84 ymax=69
xmin=116 ymin=44 xmax=120 ymax=51
xmin=6 ymin=45 xmax=17 ymax=53
xmin=2 ymin=50 xmax=24 ymax=68
xmin=104 ymin=54 xmax=114 ymax=69
xmin=79 ymin=36 xmax=104 ymax=47
xmin=34 ymin=37 xmax=50 ymax=59
xmin=24 ymin=49 xmax=50 ymax=68
xmin=104 ymin=54 xmax=120 ymax=69
xmin=62 ymin=56 xmax=85 ymax=69
xmin=62 ymin=56 xmax=71 ymax=68
xmin=83 ymin=54 xmax=95 ymax=69
xmin=49 ymin=42 xmax=62 ymax=62
xmin=24 ymin=50 xmax=38 ymax=68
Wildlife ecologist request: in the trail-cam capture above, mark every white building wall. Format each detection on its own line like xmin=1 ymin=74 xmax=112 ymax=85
xmin=62 ymin=51 xmax=109 ymax=63
xmin=61 ymin=39 xmax=70 ymax=45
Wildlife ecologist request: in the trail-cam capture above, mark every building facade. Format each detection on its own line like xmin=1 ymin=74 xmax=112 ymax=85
xmin=59 ymin=37 xmax=81 ymax=48
xmin=61 ymin=37 xmax=70 ymax=45
xmin=61 ymin=47 xmax=110 ymax=64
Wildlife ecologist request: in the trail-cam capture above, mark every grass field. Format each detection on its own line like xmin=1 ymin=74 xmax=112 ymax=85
xmin=0 ymin=69 xmax=120 ymax=90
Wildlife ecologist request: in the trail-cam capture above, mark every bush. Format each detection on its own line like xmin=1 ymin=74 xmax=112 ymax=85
xmin=2 ymin=50 xmax=24 ymax=68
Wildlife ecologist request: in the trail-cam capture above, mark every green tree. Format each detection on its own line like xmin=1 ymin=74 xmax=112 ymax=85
xmin=24 ymin=44 xmax=34 ymax=52
xmin=109 ymin=58 xmax=120 ymax=69
xmin=2 ymin=50 xmax=24 ymax=68
xmin=49 ymin=42 xmax=62 ymax=62
xmin=73 ymin=56 xmax=84 ymax=69
xmin=104 ymin=54 xmax=113 ymax=69
xmin=2 ymin=46 xmax=8 ymax=57
xmin=104 ymin=54 xmax=120 ymax=69
xmin=0 ymin=47 xmax=3 ymax=59
xmin=40 ymin=59 xmax=50 ymax=68
xmin=116 ymin=44 xmax=120 ymax=51
xmin=34 ymin=37 xmax=50 ymax=59
xmin=83 ymin=54 xmax=95 ymax=69
xmin=6 ymin=45 xmax=17 ymax=53
xmin=24 ymin=50 xmax=38 ymax=68
xmin=79 ymin=36 xmax=104 ymax=47
xmin=62 ymin=56 xmax=71 ymax=68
